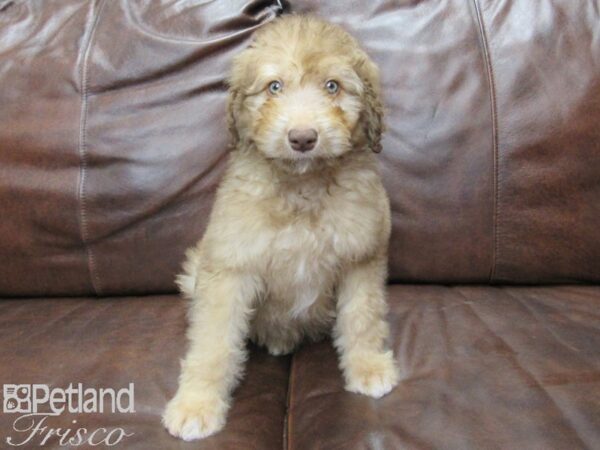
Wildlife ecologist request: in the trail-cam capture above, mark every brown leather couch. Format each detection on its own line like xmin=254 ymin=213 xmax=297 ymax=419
xmin=1 ymin=1 xmax=599 ymax=449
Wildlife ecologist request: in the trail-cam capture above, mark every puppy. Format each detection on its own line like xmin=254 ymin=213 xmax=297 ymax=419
xmin=163 ymin=15 xmax=399 ymax=441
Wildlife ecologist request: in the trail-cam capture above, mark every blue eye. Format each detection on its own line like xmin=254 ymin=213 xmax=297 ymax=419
xmin=325 ymin=80 xmax=339 ymax=94
xmin=268 ymin=80 xmax=283 ymax=95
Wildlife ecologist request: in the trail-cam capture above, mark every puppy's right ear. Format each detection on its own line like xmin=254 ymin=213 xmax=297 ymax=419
xmin=227 ymin=48 xmax=254 ymax=150
xmin=226 ymin=87 xmax=243 ymax=150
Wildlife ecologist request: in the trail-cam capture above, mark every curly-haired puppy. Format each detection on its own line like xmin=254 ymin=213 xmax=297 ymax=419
xmin=163 ymin=15 xmax=399 ymax=440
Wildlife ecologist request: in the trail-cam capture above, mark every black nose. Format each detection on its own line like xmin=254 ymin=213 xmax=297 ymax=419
xmin=288 ymin=128 xmax=318 ymax=152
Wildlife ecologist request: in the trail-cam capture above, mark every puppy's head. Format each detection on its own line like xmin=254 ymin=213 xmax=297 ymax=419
xmin=227 ymin=16 xmax=383 ymax=171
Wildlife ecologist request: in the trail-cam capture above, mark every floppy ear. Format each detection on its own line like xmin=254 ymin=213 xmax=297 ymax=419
xmin=356 ymin=56 xmax=384 ymax=153
xmin=226 ymin=47 xmax=254 ymax=150
xmin=226 ymin=87 xmax=243 ymax=150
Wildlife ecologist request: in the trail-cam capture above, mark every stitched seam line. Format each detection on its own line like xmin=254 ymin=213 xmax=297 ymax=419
xmin=472 ymin=0 xmax=499 ymax=283
xmin=77 ymin=0 xmax=106 ymax=296
xmin=284 ymin=354 xmax=295 ymax=450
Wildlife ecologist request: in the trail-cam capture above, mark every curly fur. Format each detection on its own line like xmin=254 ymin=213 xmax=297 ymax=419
xmin=163 ymin=15 xmax=398 ymax=441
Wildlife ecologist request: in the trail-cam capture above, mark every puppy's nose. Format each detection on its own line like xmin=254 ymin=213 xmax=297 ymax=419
xmin=288 ymin=128 xmax=318 ymax=152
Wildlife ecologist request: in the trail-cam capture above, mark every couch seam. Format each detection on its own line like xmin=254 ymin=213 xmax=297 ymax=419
xmin=284 ymin=354 xmax=296 ymax=450
xmin=77 ymin=0 xmax=106 ymax=296
xmin=472 ymin=0 xmax=500 ymax=283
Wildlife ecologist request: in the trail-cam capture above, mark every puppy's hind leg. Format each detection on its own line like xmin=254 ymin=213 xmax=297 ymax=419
xmin=163 ymin=268 xmax=261 ymax=441
xmin=333 ymin=254 xmax=399 ymax=399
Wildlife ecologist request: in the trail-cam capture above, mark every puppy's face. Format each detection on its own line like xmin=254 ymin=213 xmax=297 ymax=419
xmin=228 ymin=16 xmax=383 ymax=171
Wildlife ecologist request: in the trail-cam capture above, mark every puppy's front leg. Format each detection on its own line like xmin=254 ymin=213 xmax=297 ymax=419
xmin=334 ymin=255 xmax=399 ymax=398
xmin=163 ymin=270 xmax=259 ymax=441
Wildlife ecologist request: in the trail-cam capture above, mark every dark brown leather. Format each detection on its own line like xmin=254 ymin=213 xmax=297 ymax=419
xmin=287 ymin=285 xmax=600 ymax=450
xmin=0 ymin=1 xmax=93 ymax=296
xmin=0 ymin=295 xmax=291 ymax=449
xmin=0 ymin=0 xmax=283 ymax=297
xmin=478 ymin=1 xmax=600 ymax=283
xmin=1 ymin=1 xmax=599 ymax=296
xmin=82 ymin=0 xmax=282 ymax=296
xmin=1 ymin=287 xmax=598 ymax=449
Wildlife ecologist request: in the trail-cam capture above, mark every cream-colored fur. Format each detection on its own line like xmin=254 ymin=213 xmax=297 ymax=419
xmin=163 ymin=15 xmax=399 ymax=441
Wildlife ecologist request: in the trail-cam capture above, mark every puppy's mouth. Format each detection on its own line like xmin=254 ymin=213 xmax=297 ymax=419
xmin=284 ymin=144 xmax=320 ymax=160
xmin=272 ymin=157 xmax=320 ymax=175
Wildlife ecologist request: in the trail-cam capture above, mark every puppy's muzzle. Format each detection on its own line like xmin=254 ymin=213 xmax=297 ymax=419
xmin=288 ymin=128 xmax=318 ymax=153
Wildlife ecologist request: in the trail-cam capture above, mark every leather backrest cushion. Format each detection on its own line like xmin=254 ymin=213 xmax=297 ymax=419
xmin=0 ymin=0 xmax=283 ymax=296
xmin=0 ymin=0 xmax=598 ymax=297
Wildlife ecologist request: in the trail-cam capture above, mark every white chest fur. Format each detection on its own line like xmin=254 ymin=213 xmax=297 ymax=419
xmin=262 ymin=177 xmax=383 ymax=315
xmin=203 ymin=153 xmax=387 ymax=316
xmin=267 ymin=217 xmax=339 ymax=316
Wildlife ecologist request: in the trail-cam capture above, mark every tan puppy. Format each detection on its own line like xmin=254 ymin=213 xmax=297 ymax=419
xmin=163 ymin=15 xmax=399 ymax=441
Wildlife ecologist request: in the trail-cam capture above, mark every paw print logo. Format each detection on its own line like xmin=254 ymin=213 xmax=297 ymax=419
xmin=3 ymin=385 xmax=31 ymax=413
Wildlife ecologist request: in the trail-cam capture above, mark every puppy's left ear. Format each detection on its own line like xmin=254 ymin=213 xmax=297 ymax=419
xmin=356 ymin=55 xmax=384 ymax=153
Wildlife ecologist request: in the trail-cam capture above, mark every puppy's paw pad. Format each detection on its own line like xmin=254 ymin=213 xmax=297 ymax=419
xmin=162 ymin=395 xmax=227 ymax=441
xmin=345 ymin=352 xmax=400 ymax=399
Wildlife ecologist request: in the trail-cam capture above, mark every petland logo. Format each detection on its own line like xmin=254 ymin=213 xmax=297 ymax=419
xmin=2 ymin=383 xmax=135 ymax=447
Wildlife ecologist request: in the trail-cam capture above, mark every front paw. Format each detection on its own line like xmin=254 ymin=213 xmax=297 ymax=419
xmin=344 ymin=351 xmax=399 ymax=399
xmin=162 ymin=391 xmax=228 ymax=441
